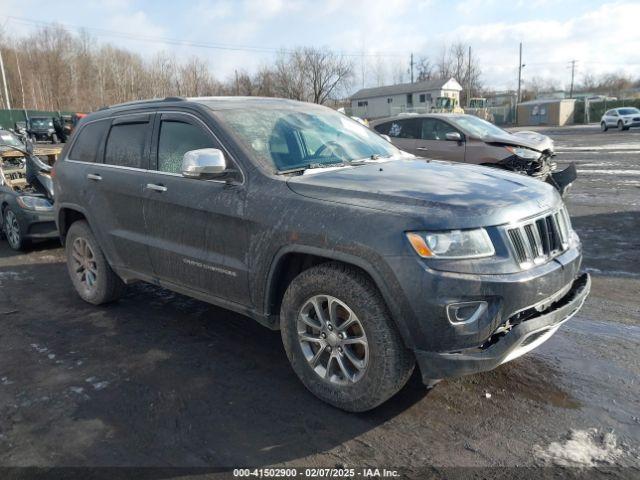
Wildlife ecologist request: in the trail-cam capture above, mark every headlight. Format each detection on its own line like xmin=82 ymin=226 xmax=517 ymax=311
xmin=406 ymin=229 xmax=495 ymax=259
xmin=16 ymin=196 xmax=53 ymax=211
xmin=505 ymin=146 xmax=542 ymax=160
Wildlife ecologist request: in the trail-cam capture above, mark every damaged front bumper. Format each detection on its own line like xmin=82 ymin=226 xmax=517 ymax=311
xmin=415 ymin=272 xmax=590 ymax=382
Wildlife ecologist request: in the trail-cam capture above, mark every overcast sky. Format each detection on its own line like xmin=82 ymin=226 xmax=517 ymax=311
xmin=1 ymin=0 xmax=639 ymax=93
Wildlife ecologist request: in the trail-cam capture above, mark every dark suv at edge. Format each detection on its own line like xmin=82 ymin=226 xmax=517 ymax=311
xmin=54 ymin=97 xmax=590 ymax=411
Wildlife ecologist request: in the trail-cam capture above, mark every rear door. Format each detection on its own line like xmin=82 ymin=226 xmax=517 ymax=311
xmin=85 ymin=113 xmax=155 ymax=276
xmin=415 ymin=118 xmax=465 ymax=161
xmin=373 ymin=118 xmax=420 ymax=154
xmin=143 ymin=111 xmax=250 ymax=305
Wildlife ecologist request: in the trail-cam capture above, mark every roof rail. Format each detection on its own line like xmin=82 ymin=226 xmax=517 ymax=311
xmin=98 ymin=97 xmax=187 ymax=111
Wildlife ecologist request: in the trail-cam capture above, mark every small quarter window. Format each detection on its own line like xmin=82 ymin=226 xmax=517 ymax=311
xmin=68 ymin=120 xmax=109 ymax=163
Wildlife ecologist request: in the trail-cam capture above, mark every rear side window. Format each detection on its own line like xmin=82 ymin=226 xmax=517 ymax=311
xmin=375 ymin=119 xmax=419 ymax=139
xmin=104 ymin=119 xmax=150 ymax=169
xmin=157 ymin=121 xmax=214 ymax=174
xmin=68 ymin=120 xmax=109 ymax=162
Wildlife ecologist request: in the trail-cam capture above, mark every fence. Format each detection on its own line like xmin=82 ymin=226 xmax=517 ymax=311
xmin=0 ymin=109 xmax=76 ymax=130
xmin=574 ymin=99 xmax=640 ymax=124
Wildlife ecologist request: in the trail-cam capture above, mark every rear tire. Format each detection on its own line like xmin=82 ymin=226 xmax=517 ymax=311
xmin=601 ymin=122 xmax=608 ymax=132
xmin=618 ymin=120 xmax=624 ymax=131
xmin=65 ymin=220 xmax=124 ymax=305
xmin=280 ymin=262 xmax=415 ymax=412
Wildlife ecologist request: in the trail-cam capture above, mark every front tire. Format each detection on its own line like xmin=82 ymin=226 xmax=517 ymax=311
xmin=3 ymin=207 xmax=26 ymax=251
xmin=52 ymin=133 xmax=59 ymax=144
xmin=65 ymin=220 xmax=124 ymax=305
xmin=601 ymin=122 xmax=608 ymax=132
xmin=618 ymin=120 xmax=625 ymax=131
xmin=280 ymin=262 xmax=415 ymax=412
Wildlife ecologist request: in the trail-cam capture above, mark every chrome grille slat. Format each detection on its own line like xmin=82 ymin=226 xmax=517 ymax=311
xmin=506 ymin=208 xmax=572 ymax=269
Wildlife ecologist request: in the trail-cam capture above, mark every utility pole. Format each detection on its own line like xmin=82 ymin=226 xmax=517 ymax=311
xmin=14 ymin=50 xmax=26 ymax=114
xmin=235 ymin=69 xmax=239 ymax=95
xmin=410 ymin=53 xmax=414 ymax=83
xmin=467 ymin=46 xmax=472 ymax=107
xmin=569 ymin=59 xmax=576 ymax=99
xmin=0 ymin=47 xmax=11 ymax=110
xmin=516 ymin=42 xmax=523 ymax=124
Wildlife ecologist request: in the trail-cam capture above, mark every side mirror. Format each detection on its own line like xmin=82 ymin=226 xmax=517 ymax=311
xmin=181 ymin=148 xmax=227 ymax=179
xmin=445 ymin=132 xmax=462 ymax=142
xmin=380 ymin=134 xmax=392 ymax=142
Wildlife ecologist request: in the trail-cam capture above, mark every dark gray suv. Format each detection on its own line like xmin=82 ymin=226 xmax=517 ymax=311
xmin=54 ymin=97 xmax=590 ymax=411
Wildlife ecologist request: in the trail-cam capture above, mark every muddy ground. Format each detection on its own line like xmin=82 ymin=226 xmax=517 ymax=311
xmin=0 ymin=125 xmax=639 ymax=475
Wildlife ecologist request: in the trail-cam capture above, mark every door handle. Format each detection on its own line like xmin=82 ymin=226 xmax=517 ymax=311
xmin=416 ymin=147 xmax=429 ymax=151
xmin=87 ymin=173 xmax=102 ymax=181
xmin=145 ymin=183 xmax=167 ymax=192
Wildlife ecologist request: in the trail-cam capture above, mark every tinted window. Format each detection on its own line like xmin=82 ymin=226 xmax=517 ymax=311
xmin=421 ymin=119 xmax=457 ymax=140
xmin=104 ymin=121 xmax=149 ymax=168
xmin=68 ymin=120 xmax=109 ymax=163
xmin=158 ymin=121 xmax=214 ymax=173
xmin=375 ymin=119 xmax=420 ymax=139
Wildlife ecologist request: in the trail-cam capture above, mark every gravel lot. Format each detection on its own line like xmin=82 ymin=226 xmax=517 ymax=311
xmin=0 ymin=125 xmax=639 ymax=475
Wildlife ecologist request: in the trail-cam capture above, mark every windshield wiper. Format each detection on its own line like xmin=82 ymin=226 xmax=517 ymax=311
xmin=277 ymin=161 xmax=347 ymax=175
xmin=349 ymin=153 xmax=394 ymax=165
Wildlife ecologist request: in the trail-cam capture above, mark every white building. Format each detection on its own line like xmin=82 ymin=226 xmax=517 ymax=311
xmin=350 ymin=78 xmax=463 ymax=119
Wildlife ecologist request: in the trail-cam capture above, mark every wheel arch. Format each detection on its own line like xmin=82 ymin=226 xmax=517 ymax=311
xmin=264 ymin=245 xmax=413 ymax=348
xmin=57 ymin=204 xmax=90 ymax=245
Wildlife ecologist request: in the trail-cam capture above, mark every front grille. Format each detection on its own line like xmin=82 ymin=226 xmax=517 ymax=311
xmin=506 ymin=208 xmax=571 ymax=268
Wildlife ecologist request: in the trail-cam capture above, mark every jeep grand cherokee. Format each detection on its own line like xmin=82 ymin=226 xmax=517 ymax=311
xmin=54 ymin=97 xmax=590 ymax=412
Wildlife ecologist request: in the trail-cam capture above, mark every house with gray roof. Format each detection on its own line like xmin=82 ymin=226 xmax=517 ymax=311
xmin=350 ymin=78 xmax=463 ymax=119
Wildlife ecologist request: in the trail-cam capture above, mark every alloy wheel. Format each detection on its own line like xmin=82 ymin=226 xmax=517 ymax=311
xmin=297 ymin=294 xmax=369 ymax=385
xmin=71 ymin=237 xmax=98 ymax=293
xmin=4 ymin=210 xmax=21 ymax=249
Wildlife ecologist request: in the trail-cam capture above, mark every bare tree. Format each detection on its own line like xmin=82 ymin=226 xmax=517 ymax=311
xmin=416 ymin=57 xmax=434 ymax=82
xmin=304 ymin=47 xmax=353 ymax=104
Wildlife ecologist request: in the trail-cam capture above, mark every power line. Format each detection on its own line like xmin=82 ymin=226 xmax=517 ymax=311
xmin=2 ymin=15 xmax=407 ymax=58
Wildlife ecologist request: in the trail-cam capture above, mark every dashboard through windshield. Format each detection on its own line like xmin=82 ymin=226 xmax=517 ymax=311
xmin=215 ymin=107 xmax=401 ymax=172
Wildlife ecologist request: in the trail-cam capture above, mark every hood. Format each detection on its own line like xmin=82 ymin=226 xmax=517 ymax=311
xmin=287 ymin=159 xmax=562 ymax=229
xmin=480 ymin=130 xmax=552 ymax=152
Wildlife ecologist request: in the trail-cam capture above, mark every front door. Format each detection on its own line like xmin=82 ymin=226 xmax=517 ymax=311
xmin=143 ymin=112 xmax=250 ymax=305
xmin=415 ymin=118 xmax=466 ymax=162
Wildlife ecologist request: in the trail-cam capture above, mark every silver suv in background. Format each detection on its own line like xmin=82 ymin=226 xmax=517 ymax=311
xmin=600 ymin=107 xmax=640 ymax=131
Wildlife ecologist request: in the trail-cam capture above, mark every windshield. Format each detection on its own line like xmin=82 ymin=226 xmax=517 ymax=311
xmin=215 ymin=106 xmax=401 ymax=172
xmin=0 ymin=130 xmax=23 ymax=148
xmin=618 ymin=108 xmax=640 ymax=116
xmin=453 ymin=115 xmax=507 ymax=138
xmin=30 ymin=118 xmax=53 ymax=129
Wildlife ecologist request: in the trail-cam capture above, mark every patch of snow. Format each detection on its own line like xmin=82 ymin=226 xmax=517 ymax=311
xmin=1 ymin=376 xmax=14 ymax=385
xmin=92 ymin=381 xmax=109 ymax=391
xmin=47 ymin=354 xmax=56 ymax=360
xmin=534 ymin=429 xmax=623 ymax=467
xmin=484 ymin=392 xmax=492 ymax=399
xmin=584 ymin=267 xmax=640 ymax=279
xmin=576 ymin=169 xmax=640 ymax=175
xmin=30 ymin=344 xmax=48 ymax=354
xmin=557 ymin=143 xmax=640 ymax=151
xmin=69 ymin=387 xmax=84 ymax=394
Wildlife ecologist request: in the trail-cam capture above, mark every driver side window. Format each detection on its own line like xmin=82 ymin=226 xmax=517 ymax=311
xmin=157 ymin=120 xmax=215 ymax=174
